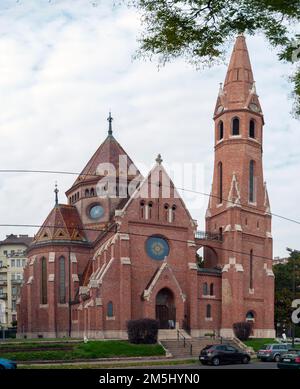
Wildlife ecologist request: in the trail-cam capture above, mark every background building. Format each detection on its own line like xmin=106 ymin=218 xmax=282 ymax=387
xmin=0 ymin=234 xmax=33 ymax=327
xmin=273 ymin=257 xmax=289 ymax=266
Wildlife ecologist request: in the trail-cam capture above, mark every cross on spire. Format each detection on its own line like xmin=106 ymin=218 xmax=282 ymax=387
xmin=156 ymin=154 xmax=163 ymax=165
xmin=54 ymin=182 xmax=59 ymax=206
xmin=107 ymin=111 xmax=113 ymax=136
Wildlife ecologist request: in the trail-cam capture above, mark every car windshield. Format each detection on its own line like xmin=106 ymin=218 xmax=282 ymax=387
xmin=202 ymin=345 xmax=213 ymax=350
xmin=262 ymin=344 xmax=272 ymax=350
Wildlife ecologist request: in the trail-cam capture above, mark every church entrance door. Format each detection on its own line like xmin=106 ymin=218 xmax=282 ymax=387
xmin=155 ymin=288 xmax=176 ymax=329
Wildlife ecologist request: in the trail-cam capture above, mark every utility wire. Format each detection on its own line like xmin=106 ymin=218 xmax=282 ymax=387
xmin=0 ymin=168 xmax=299 ymax=225
xmin=0 ymin=222 xmax=274 ymax=262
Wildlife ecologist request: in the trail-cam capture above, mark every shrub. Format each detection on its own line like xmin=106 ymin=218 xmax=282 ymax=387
xmin=127 ymin=318 xmax=159 ymax=344
xmin=204 ymin=332 xmax=215 ymax=338
xmin=233 ymin=322 xmax=252 ymax=341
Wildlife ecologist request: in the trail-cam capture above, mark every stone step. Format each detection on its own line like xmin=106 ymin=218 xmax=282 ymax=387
xmin=160 ymin=338 xmax=223 ymax=358
xmin=158 ymin=329 xmax=191 ymax=340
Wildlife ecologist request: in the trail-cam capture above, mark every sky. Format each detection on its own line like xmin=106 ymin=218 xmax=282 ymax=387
xmin=0 ymin=0 xmax=299 ymax=258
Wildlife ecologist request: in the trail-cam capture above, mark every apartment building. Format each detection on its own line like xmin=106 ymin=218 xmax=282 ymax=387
xmin=0 ymin=234 xmax=33 ymax=327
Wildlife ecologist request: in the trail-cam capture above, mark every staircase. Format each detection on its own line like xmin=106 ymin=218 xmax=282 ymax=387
xmin=161 ymin=335 xmax=220 ymax=358
xmin=161 ymin=338 xmax=220 ymax=358
xmin=158 ymin=329 xmax=191 ymax=340
xmin=160 ymin=330 xmax=251 ymax=358
xmin=160 ymin=334 xmax=255 ymax=358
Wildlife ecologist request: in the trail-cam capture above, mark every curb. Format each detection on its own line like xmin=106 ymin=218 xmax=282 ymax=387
xmin=16 ymin=355 xmax=169 ymax=365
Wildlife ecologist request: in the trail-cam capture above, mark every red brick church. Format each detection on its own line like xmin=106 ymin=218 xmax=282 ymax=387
xmin=18 ymin=35 xmax=275 ymax=339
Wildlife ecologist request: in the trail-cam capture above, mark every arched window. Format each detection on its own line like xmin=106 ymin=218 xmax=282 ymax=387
xmin=249 ymin=119 xmax=255 ymax=138
xmin=218 ymin=121 xmax=224 ymax=140
xmin=164 ymin=204 xmax=169 ymax=222
xmin=90 ymin=188 xmax=95 ymax=197
xmin=249 ymin=160 xmax=255 ymax=202
xmin=171 ymin=205 xmax=176 ymax=222
xmin=246 ymin=311 xmax=255 ymax=320
xmin=232 ymin=117 xmax=240 ymax=135
xmin=218 ymin=162 xmax=223 ymax=204
xmin=140 ymin=200 xmax=145 ymax=219
xmin=148 ymin=202 xmax=153 ymax=219
xmin=210 ymin=283 xmax=214 ymax=296
xmin=219 ymin=227 xmax=223 ymax=240
xmin=40 ymin=257 xmax=47 ymax=305
xmin=250 ymin=250 xmax=253 ymax=289
xmin=107 ymin=301 xmax=114 ymax=317
xmin=206 ymin=304 xmax=211 ymax=318
xmin=59 ymin=256 xmax=66 ymax=304
xmin=203 ymin=282 xmax=208 ymax=296
xmin=85 ymin=189 xmax=89 ymax=197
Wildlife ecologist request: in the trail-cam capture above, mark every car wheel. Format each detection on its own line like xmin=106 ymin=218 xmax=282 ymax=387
xmin=274 ymin=354 xmax=281 ymax=362
xmin=212 ymin=357 xmax=220 ymax=366
xmin=242 ymin=356 xmax=250 ymax=364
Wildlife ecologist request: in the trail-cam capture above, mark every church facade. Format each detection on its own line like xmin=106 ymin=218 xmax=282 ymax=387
xmin=18 ymin=36 xmax=275 ymax=339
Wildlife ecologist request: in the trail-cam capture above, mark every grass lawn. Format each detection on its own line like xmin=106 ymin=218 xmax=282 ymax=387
xmin=244 ymin=338 xmax=300 ymax=352
xmin=0 ymin=341 xmax=165 ymax=361
xmin=19 ymin=359 xmax=197 ymax=369
xmin=243 ymin=338 xmax=278 ymax=352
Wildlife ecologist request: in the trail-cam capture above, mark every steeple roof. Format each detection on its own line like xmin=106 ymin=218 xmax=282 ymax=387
xmin=32 ymin=204 xmax=88 ymax=245
xmin=215 ymin=35 xmax=262 ymax=114
xmin=67 ymin=121 xmax=140 ymax=194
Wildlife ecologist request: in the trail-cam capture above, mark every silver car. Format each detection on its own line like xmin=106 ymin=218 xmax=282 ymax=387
xmin=257 ymin=344 xmax=289 ymax=362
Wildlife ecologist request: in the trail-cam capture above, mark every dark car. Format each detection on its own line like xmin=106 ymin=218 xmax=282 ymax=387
xmin=257 ymin=343 xmax=289 ymax=362
xmin=0 ymin=358 xmax=17 ymax=369
xmin=199 ymin=344 xmax=250 ymax=366
xmin=277 ymin=350 xmax=300 ymax=369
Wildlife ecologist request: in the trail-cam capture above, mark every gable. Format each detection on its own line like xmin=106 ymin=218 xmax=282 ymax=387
xmin=118 ymin=161 xmax=197 ymax=229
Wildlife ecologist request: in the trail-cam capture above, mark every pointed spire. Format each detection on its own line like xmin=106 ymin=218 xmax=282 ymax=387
xmin=222 ymin=35 xmax=255 ymax=110
xmin=54 ymin=182 xmax=59 ymax=206
xmin=218 ymin=82 xmax=224 ymax=96
xmin=107 ymin=111 xmax=113 ymax=136
xmin=250 ymin=81 xmax=257 ymax=95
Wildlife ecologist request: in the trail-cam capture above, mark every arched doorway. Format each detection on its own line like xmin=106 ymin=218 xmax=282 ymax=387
xmin=246 ymin=310 xmax=255 ymax=335
xmin=155 ymin=288 xmax=176 ymax=329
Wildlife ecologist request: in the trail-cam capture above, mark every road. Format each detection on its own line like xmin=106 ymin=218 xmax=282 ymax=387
xmin=124 ymin=361 xmax=278 ymax=369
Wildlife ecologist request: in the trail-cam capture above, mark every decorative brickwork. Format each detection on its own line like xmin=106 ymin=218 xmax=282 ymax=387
xmin=17 ymin=36 xmax=274 ymax=339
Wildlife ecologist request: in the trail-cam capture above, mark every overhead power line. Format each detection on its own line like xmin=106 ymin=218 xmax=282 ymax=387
xmin=0 ymin=222 xmax=274 ymax=262
xmin=0 ymin=168 xmax=299 ymax=225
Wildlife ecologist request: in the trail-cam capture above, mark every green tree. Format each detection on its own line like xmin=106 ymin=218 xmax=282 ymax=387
xmin=273 ymin=250 xmax=300 ymax=336
xmin=128 ymin=0 xmax=300 ymax=117
xmin=196 ymin=252 xmax=204 ymax=268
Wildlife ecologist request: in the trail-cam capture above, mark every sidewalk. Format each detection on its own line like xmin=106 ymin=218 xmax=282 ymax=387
xmin=18 ymin=356 xmax=197 ymax=369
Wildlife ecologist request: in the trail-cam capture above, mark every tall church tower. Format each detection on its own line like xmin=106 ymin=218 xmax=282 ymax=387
xmin=205 ymin=35 xmax=275 ymax=338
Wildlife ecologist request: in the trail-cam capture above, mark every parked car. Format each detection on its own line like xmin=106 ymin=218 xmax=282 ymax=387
xmin=199 ymin=344 xmax=250 ymax=366
xmin=277 ymin=350 xmax=300 ymax=369
xmin=257 ymin=343 xmax=289 ymax=362
xmin=0 ymin=358 xmax=17 ymax=369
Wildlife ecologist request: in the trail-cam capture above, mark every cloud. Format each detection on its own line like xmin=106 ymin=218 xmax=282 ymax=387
xmin=0 ymin=1 xmax=298 ymax=257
